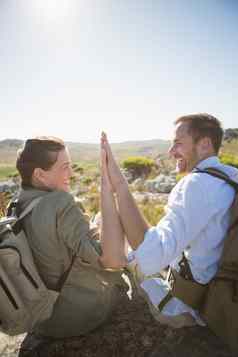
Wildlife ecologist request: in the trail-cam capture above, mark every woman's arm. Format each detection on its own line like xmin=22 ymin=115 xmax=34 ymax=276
xmin=99 ymin=144 xmax=127 ymax=269
xmin=101 ymin=132 xmax=150 ymax=250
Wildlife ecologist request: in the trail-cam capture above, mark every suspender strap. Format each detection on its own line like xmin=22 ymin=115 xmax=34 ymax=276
xmin=158 ymin=291 xmax=173 ymax=312
xmin=195 ymin=167 xmax=238 ymax=192
xmin=178 ymin=252 xmax=194 ymax=281
xmin=195 ymin=167 xmax=238 ymax=232
xmin=157 ymin=268 xmax=208 ymax=312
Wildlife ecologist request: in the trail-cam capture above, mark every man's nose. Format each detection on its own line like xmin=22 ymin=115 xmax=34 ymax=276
xmin=69 ymin=166 xmax=74 ymax=177
xmin=168 ymin=144 xmax=175 ymax=157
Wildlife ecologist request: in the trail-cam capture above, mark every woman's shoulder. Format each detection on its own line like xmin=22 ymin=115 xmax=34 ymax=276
xmin=39 ymin=190 xmax=75 ymax=210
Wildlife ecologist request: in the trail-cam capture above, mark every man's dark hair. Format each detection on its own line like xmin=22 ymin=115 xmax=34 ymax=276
xmin=175 ymin=113 xmax=224 ymax=154
xmin=16 ymin=136 xmax=65 ymax=187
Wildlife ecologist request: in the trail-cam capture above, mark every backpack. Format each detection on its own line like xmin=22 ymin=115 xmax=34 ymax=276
xmin=0 ymin=198 xmax=63 ymax=336
xmin=167 ymin=167 xmax=238 ymax=353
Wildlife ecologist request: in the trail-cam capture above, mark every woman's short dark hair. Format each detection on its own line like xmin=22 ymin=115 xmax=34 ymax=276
xmin=16 ymin=136 xmax=65 ymax=187
xmin=175 ymin=113 xmax=224 ymax=154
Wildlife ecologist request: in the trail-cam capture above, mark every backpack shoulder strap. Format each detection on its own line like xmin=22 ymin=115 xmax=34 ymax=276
xmin=17 ymin=197 xmax=43 ymax=221
xmin=195 ymin=167 xmax=238 ymax=192
xmin=11 ymin=197 xmax=43 ymax=235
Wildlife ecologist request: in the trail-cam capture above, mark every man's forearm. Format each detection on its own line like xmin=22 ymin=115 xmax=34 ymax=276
xmin=115 ymin=181 xmax=149 ymax=250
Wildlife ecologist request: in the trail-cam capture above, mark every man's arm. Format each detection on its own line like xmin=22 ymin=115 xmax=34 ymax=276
xmin=115 ymin=180 xmax=149 ymax=250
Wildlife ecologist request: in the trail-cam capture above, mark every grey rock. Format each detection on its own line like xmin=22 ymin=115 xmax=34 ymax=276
xmin=0 ymin=180 xmax=19 ymax=193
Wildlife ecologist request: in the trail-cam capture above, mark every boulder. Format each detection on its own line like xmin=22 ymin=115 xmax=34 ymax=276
xmin=131 ymin=178 xmax=145 ymax=191
xmin=133 ymin=191 xmax=168 ymax=205
xmin=145 ymin=175 xmax=176 ymax=193
xmin=0 ymin=180 xmax=19 ymax=193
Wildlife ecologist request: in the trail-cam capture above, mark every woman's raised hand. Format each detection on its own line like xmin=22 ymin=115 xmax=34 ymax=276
xmin=101 ymin=132 xmax=126 ymax=192
xmin=100 ymin=135 xmax=113 ymax=192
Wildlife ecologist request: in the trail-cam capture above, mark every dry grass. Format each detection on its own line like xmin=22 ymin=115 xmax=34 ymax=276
xmin=0 ymin=192 xmax=11 ymax=218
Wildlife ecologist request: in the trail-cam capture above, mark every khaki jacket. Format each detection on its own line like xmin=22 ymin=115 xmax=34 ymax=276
xmin=17 ymin=187 xmax=123 ymax=338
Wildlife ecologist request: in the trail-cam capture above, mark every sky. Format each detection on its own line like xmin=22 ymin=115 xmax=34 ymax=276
xmin=0 ymin=0 xmax=237 ymax=143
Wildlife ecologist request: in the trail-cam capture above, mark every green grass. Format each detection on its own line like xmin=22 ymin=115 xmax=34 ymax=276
xmin=138 ymin=202 xmax=165 ymax=225
xmin=73 ymin=161 xmax=99 ymax=177
xmin=0 ymin=165 xmax=18 ymax=181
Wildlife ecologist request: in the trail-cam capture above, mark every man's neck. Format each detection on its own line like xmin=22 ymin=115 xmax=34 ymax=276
xmin=194 ymin=153 xmax=217 ymax=169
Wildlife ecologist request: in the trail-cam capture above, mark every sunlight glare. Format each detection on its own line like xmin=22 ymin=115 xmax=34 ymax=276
xmin=26 ymin=0 xmax=79 ymax=24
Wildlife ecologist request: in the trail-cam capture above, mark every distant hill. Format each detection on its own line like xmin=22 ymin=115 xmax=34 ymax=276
xmin=0 ymin=139 xmax=23 ymax=164
xmin=0 ymin=130 xmax=237 ymax=165
xmin=0 ymin=138 xmax=171 ymax=164
xmin=0 ymin=139 xmax=23 ymax=148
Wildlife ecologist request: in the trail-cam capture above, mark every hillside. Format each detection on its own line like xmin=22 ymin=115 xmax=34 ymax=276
xmin=0 ymin=139 xmax=171 ymax=164
xmin=0 ymin=130 xmax=237 ymax=165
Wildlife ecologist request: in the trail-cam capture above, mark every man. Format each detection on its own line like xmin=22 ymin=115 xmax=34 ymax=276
xmin=101 ymin=113 xmax=238 ymax=327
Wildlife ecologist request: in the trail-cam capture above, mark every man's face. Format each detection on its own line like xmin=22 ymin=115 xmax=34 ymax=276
xmin=168 ymin=122 xmax=200 ymax=173
xmin=39 ymin=148 xmax=73 ymax=192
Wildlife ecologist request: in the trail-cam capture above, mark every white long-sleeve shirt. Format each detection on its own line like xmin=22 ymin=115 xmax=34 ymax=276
xmin=132 ymin=156 xmax=238 ymax=321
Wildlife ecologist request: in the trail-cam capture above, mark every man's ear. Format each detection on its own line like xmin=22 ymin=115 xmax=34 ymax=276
xmin=198 ymin=137 xmax=214 ymax=155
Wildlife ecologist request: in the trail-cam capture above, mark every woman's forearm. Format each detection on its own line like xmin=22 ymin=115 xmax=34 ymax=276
xmin=100 ymin=184 xmax=127 ymax=269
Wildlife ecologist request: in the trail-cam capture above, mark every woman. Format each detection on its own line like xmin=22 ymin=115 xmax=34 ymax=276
xmin=15 ymin=136 xmax=127 ymax=340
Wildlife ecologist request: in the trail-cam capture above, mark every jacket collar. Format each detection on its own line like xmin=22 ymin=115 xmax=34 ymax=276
xmin=17 ymin=187 xmax=50 ymax=213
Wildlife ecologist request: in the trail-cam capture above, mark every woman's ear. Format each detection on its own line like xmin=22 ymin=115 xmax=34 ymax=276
xmin=32 ymin=167 xmax=46 ymax=186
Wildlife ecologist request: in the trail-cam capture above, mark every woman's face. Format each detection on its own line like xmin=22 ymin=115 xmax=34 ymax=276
xmin=36 ymin=148 xmax=73 ymax=192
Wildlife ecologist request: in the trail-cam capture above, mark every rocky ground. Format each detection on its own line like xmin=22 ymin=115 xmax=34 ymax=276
xmin=0 ymin=333 xmax=25 ymax=357
xmin=0 ymin=282 xmax=234 ymax=357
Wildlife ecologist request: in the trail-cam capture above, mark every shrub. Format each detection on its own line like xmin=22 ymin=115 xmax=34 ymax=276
xmin=83 ymin=184 xmax=100 ymax=215
xmin=72 ymin=163 xmax=84 ymax=173
xmin=122 ymin=156 xmax=155 ymax=180
xmin=81 ymin=176 xmax=93 ymax=185
xmin=219 ymin=153 xmax=238 ymax=168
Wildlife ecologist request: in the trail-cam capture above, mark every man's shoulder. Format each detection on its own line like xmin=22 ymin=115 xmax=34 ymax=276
xmin=176 ymin=172 xmax=204 ymax=191
xmin=181 ymin=164 xmax=238 ymax=200
xmin=171 ymin=171 xmax=216 ymax=205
